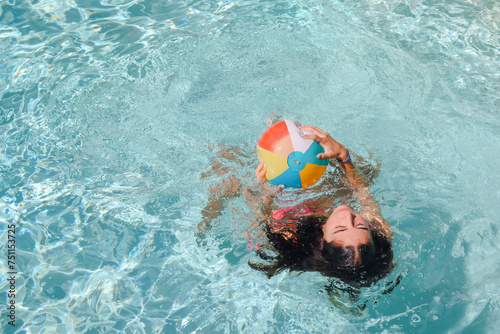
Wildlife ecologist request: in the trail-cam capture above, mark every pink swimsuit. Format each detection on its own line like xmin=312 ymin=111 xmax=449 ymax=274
xmin=268 ymin=200 xmax=328 ymax=244
xmin=247 ymin=204 xmax=315 ymax=251
xmin=271 ymin=205 xmax=315 ymax=220
xmin=247 ymin=200 xmax=328 ymax=251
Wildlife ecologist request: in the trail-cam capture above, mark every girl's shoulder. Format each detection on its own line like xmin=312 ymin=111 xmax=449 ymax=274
xmin=361 ymin=210 xmax=393 ymax=239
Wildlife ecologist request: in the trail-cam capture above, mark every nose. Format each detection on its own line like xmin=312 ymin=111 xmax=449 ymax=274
xmin=337 ymin=208 xmax=355 ymax=227
xmin=345 ymin=212 xmax=355 ymax=227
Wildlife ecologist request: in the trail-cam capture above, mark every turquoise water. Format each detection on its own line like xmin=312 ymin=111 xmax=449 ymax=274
xmin=1 ymin=0 xmax=499 ymax=332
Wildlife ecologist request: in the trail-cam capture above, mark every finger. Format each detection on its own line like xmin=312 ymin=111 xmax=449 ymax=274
xmin=301 ymin=133 xmax=320 ymax=141
xmin=260 ymin=164 xmax=267 ymax=176
xmin=300 ymin=125 xmax=327 ymax=136
xmin=255 ymin=164 xmax=262 ymax=176
xmin=316 ymin=153 xmax=331 ymax=160
xmin=256 ymin=160 xmax=265 ymax=172
xmin=256 ymin=163 xmax=267 ymax=178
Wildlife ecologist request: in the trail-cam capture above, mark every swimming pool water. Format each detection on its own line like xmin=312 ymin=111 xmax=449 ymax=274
xmin=1 ymin=0 xmax=499 ymax=333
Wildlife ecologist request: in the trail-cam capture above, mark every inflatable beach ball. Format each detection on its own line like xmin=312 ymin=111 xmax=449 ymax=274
xmin=256 ymin=120 xmax=328 ymax=188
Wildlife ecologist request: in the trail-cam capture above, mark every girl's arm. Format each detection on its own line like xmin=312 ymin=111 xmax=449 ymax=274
xmin=197 ymin=161 xmax=280 ymax=234
xmin=254 ymin=160 xmax=283 ymax=217
xmin=197 ymin=144 xmax=249 ymax=234
xmin=196 ymin=175 xmax=242 ymax=234
xmin=300 ymin=126 xmax=392 ymax=237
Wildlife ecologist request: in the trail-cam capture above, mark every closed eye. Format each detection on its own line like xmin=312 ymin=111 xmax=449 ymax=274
xmin=355 ymin=222 xmax=368 ymax=229
xmin=333 ymin=227 xmax=347 ymax=234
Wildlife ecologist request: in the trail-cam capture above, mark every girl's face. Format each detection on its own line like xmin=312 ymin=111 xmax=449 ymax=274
xmin=322 ymin=205 xmax=372 ymax=246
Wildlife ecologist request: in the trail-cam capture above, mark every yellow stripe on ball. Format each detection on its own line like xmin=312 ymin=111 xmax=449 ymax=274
xmin=256 ymin=146 xmax=289 ymax=180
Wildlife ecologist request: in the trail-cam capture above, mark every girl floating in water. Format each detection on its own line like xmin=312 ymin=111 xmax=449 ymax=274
xmin=198 ymin=124 xmax=394 ymax=288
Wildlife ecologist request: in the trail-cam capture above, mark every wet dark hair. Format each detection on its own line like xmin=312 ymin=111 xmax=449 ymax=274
xmin=249 ymin=215 xmax=393 ymax=287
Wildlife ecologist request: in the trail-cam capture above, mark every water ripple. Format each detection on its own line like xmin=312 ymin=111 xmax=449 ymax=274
xmin=346 ymin=0 xmax=499 ymax=73
xmin=1 ymin=0 xmax=499 ymax=332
